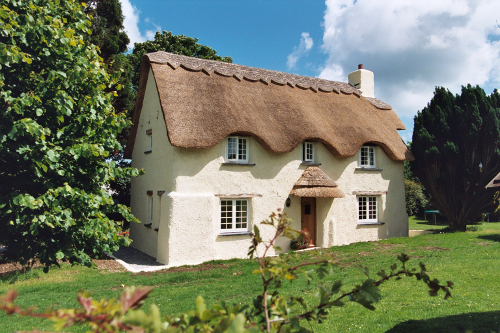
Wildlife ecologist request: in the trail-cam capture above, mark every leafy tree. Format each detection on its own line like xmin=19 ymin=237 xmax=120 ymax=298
xmin=82 ymin=0 xmax=134 ymax=134
xmin=82 ymin=0 xmax=129 ymax=64
xmin=0 ymin=211 xmax=452 ymax=332
xmin=404 ymin=142 xmax=417 ymax=182
xmin=412 ymin=85 xmax=500 ymax=231
xmin=404 ymin=142 xmax=429 ymax=216
xmin=80 ymin=0 xmax=136 ymax=216
xmin=127 ymin=30 xmax=233 ymax=93
xmin=405 ymin=179 xmax=429 ymax=216
xmin=0 ymin=0 xmax=142 ymax=270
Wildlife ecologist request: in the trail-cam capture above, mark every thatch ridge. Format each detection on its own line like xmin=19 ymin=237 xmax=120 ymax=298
xmin=125 ymin=52 xmax=413 ymax=161
xmin=290 ymin=167 xmax=345 ymax=198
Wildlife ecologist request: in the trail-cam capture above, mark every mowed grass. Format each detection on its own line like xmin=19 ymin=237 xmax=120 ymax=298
xmin=409 ymin=215 xmax=449 ymax=231
xmin=1 ymin=223 xmax=500 ymax=333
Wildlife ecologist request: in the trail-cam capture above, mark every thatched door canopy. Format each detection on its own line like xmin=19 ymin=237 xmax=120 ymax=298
xmin=290 ymin=167 xmax=345 ymax=198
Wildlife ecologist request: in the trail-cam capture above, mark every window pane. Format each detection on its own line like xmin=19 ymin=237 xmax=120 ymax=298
xmin=369 ymin=197 xmax=377 ymax=219
xmin=305 ymin=142 xmax=313 ymax=161
xmin=358 ymin=197 xmax=366 ymax=220
xmin=238 ymin=138 xmax=247 ymax=160
xmin=227 ymin=138 xmax=237 ymax=160
xmin=220 ymin=200 xmax=233 ymax=229
xmin=235 ymin=199 xmax=247 ymax=230
xmin=221 ymin=199 xmax=248 ymax=232
xmin=361 ymin=147 xmax=368 ymax=166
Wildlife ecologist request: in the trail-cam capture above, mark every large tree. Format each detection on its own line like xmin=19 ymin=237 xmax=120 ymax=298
xmin=412 ymin=85 xmax=500 ymax=231
xmin=82 ymin=0 xmax=129 ymax=64
xmin=0 ymin=0 xmax=141 ymax=270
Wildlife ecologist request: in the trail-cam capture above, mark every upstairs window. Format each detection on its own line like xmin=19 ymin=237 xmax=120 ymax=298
xmin=226 ymin=137 xmax=248 ymax=163
xmin=220 ymin=199 xmax=248 ymax=233
xmin=303 ymin=142 xmax=314 ymax=162
xmin=359 ymin=146 xmax=375 ymax=168
xmin=358 ymin=196 xmax=377 ymax=224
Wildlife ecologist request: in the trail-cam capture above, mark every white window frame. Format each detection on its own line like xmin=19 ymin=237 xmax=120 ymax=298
xmin=303 ymin=142 xmax=314 ymax=162
xmin=219 ymin=199 xmax=249 ymax=234
xmin=357 ymin=196 xmax=378 ymax=224
xmin=226 ymin=136 xmax=248 ymax=163
xmin=359 ymin=146 xmax=375 ymax=168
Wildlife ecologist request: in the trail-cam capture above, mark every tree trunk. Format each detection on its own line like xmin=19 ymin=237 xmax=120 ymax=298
xmin=448 ymin=218 xmax=467 ymax=232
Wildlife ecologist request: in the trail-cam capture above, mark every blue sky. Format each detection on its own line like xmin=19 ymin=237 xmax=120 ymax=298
xmin=119 ymin=0 xmax=500 ymax=143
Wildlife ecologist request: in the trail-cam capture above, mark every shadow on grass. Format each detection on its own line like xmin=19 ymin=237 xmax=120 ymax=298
xmin=477 ymin=234 xmax=500 ymax=243
xmin=0 ymin=268 xmax=42 ymax=284
xmin=414 ymin=220 xmax=448 ymax=227
xmin=386 ymin=311 xmax=500 ymax=333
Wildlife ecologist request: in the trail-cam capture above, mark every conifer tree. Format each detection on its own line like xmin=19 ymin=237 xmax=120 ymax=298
xmin=412 ymin=85 xmax=500 ymax=231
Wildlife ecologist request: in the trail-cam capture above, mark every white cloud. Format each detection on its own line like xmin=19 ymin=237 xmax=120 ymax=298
xmin=287 ymin=32 xmax=314 ymax=69
xmin=146 ymin=30 xmax=155 ymax=40
xmin=320 ymin=0 xmax=500 ymax=121
xmin=119 ymin=0 xmax=145 ymax=48
xmin=119 ymin=0 xmax=161 ymax=49
xmin=145 ymin=23 xmax=162 ymax=40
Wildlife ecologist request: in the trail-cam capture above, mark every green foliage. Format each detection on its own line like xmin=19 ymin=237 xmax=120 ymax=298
xmin=82 ymin=0 xmax=129 ymax=63
xmin=0 ymin=0 xmax=142 ymax=270
xmin=412 ymin=85 xmax=500 ymax=231
xmin=289 ymin=229 xmax=310 ymax=250
xmin=83 ymin=0 xmax=134 ymax=155
xmin=405 ymin=179 xmax=429 ymax=216
xmin=0 ymin=211 xmax=452 ymax=332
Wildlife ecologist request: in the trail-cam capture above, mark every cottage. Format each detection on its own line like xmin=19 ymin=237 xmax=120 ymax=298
xmin=124 ymin=52 xmax=413 ymax=266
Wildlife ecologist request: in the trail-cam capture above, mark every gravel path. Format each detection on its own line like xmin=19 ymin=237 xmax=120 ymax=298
xmin=109 ymin=246 xmax=169 ymax=273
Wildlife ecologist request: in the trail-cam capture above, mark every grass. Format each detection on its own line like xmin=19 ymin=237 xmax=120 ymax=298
xmin=408 ymin=215 xmax=449 ymax=231
xmin=2 ymin=223 xmax=500 ymax=332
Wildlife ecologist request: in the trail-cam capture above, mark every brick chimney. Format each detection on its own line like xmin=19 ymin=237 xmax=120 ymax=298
xmin=348 ymin=64 xmax=375 ymax=98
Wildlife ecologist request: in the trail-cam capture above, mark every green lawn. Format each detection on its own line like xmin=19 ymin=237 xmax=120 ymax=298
xmin=2 ymin=223 xmax=500 ymax=332
xmin=408 ymin=215 xmax=449 ymax=230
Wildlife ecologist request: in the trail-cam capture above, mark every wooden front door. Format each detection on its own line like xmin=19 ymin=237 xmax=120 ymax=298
xmin=301 ymin=197 xmax=316 ymax=246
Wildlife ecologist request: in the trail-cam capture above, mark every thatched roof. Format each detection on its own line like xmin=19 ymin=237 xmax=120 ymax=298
xmin=124 ymin=52 xmax=413 ymax=161
xmin=290 ymin=167 xmax=345 ymax=198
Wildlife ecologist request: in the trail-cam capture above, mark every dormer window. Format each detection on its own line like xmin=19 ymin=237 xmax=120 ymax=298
xmin=359 ymin=146 xmax=375 ymax=168
xmin=226 ymin=137 xmax=248 ymax=163
xmin=303 ymin=142 xmax=314 ymax=162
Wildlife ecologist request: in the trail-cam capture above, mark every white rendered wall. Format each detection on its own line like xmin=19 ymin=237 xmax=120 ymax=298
xmin=130 ymin=69 xmax=176 ymax=258
xmin=130 ymin=71 xmax=408 ymax=265
xmin=348 ymin=69 xmax=375 ymax=98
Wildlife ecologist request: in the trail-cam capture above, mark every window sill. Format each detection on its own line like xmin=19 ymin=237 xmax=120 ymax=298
xmin=222 ymin=162 xmax=256 ymax=166
xmin=144 ymin=150 xmax=152 ymax=154
xmin=355 ymin=167 xmax=383 ymax=171
xmin=218 ymin=231 xmax=252 ymax=237
xmin=301 ymin=162 xmax=321 ymax=166
xmin=357 ymin=222 xmax=385 ymax=226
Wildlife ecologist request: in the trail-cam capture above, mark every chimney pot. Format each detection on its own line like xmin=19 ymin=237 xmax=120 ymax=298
xmin=358 ymin=64 xmax=363 ymax=70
